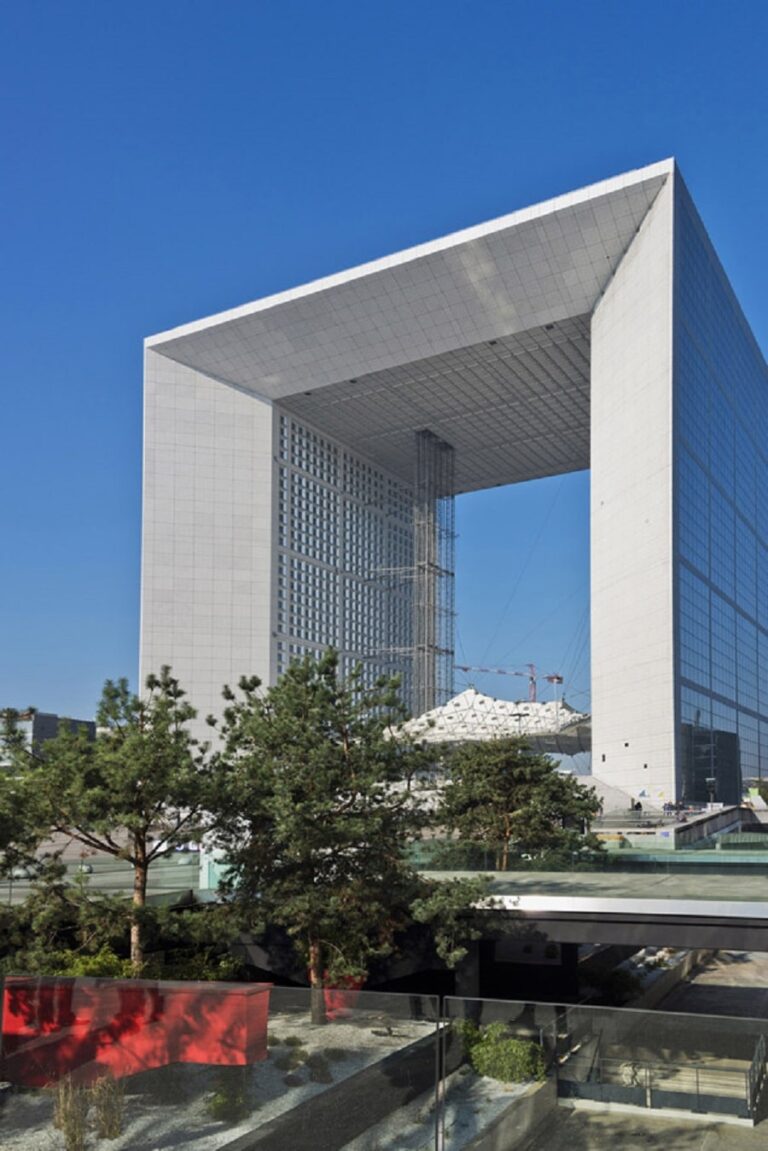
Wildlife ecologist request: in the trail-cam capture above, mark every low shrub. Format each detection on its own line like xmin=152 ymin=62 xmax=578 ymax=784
xmin=91 ymin=1074 xmax=126 ymax=1139
xmin=52 ymin=1076 xmax=90 ymax=1151
xmin=452 ymin=1018 xmax=480 ymax=1054
xmin=589 ymin=967 xmax=643 ymax=1005
xmin=306 ymin=1052 xmax=334 ymax=1084
xmin=272 ymin=1047 xmax=306 ymax=1072
xmin=206 ymin=1068 xmax=251 ymax=1123
xmin=62 ymin=947 xmax=135 ymax=979
xmin=453 ymin=1020 xmax=545 ymax=1084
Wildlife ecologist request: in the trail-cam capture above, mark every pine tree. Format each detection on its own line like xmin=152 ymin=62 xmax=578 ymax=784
xmin=440 ymin=737 xmax=601 ymax=870
xmin=1 ymin=669 xmax=211 ymax=968
xmin=211 ymin=651 xmax=428 ymax=1022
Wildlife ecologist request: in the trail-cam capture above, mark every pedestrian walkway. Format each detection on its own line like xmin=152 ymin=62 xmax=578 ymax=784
xmin=659 ymin=952 xmax=768 ymax=1019
xmin=519 ymin=1108 xmax=767 ymax=1150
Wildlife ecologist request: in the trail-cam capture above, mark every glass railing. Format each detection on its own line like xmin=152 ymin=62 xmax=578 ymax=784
xmin=8 ymin=844 xmax=768 ymax=913
xmin=2 ymin=979 xmax=767 ymax=1148
xmin=0 ymin=977 xmax=439 ymax=1150
xmin=442 ymin=997 xmax=768 ymax=1146
xmin=415 ymin=837 xmax=768 ymax=905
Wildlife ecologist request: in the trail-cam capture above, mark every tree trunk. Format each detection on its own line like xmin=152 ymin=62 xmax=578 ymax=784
xmin=498 ymin=815 xmax=511 ymax=871
xmin=131 ymin=853 xmax=148 ymax=970
xmin=308 ymin=937 xmax=326 ymax=1025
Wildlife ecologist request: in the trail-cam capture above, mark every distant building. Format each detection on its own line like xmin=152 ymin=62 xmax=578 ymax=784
xmin=0 ymin=710 xmax=95 ymax=765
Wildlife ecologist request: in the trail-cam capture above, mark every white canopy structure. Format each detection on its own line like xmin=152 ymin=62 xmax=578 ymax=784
xmin=403 ymin=687 xmax=591 ymax=755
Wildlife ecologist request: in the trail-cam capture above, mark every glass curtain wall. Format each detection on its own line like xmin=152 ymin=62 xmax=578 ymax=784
xmin=275 ymin=413 xmax=415 ymax=704
xmin=675 ymin=178 xmax=768 ymax=802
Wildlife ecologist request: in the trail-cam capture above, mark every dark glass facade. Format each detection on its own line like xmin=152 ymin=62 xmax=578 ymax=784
xmin=675 ymin=179 xmax=768 ymax=803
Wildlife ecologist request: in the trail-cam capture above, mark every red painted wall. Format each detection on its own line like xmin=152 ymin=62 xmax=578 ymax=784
xmin=2 ymin=977 xmax=271 ymax=1086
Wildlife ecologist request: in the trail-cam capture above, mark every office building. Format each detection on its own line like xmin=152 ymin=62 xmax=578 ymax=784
xmin=141 ymin=160 xmax=767 ymax=804
xmin=0 ymin=710 xmax=95 ymax=767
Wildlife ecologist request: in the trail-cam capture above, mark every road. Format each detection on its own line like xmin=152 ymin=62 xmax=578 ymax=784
xmin=0 ymin=852 xmax=201 ymax=906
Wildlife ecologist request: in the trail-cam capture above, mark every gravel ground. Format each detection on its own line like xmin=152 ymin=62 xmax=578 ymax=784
xmin=0 ymin=1013 xmax=434 ymax=1151
xmin=339 ymin=1066 xmax=532 ymax=1151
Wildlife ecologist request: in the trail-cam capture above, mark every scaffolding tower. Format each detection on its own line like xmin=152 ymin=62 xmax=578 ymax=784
xmin=413 ymin=429 xmax=455 ymax=715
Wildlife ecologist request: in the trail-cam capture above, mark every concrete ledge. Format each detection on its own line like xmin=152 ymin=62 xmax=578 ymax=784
xmin=559 ymin=1096 xmax=754 ymax=1128
xmin=463 ymin=1077 xmax=558 ymax=1151
xmin=219 ymin=1031 xmax=455 ymax=1151
xmin=629 ymin=948 xmax=714 ymax=1010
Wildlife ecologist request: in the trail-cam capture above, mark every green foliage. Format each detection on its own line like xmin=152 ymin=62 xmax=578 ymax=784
xmin=472 ymin=1025 xmax=546 ymax=1083
xmin=205 ymin=1067 xmax=252 ymax=1123
xmin=211 ymin=652 xmax=430 ymax=1004
xmin=306 ymin=1051 xmax=334 ymax=1083
xmin=0 ymin=709 xmax=50 ymax=874
xmin=138 ymin=903 xmax=245 ymax=981
xmin=0 ymin=943 xmax=132 ymax=979
xmin=0 ymin=865 xmax=243 ymax=981
xmin=273 ymin=1048 xmax=306 ymax=1072
xmin=439 ymin=737 xmax=602 ymax=869
xmin=0 ymin=669 xmax=213 ymax=967
xmin=152 ymin=950 xmax=242 ymax=982
xmin=57 ymin=946 xmax=135 ymax=978
xmin=0 ymin=859 xmax=130 ymax=976
xmin=452 ymin=1018 xmax=481 ymax=1053
xmin=411 ymin=875 xmax=494 ymax=968
xmin=1 ymin=660 xmax=532 ymax=987
xmin=455 ymin=1020 xmax=546 ymax=1083
xmin=588 ymin=966 xmax=643 ymax=1005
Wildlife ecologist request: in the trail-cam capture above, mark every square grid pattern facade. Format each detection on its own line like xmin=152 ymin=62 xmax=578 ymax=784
xmin=275 ymin=413 xmax=415 ymax=698
xmin=141 ymin=351 xmax=274 ymax=715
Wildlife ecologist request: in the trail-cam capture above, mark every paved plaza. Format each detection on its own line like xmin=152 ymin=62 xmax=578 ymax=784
xmin=518 ymin=1109 xmax=768 ymax=1151
xmin=427 ymin=868 xmax=768 ymax=905
xmin=659 ymin=951 xmax=768 ymax=1019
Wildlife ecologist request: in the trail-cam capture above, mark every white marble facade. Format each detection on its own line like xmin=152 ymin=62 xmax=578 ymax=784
xmin=142 ymin=160 xmax=767 ymax=800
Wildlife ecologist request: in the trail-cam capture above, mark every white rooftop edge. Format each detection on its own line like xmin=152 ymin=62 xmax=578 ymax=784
xmin=146 ymin=157 xmax=675 ymax=347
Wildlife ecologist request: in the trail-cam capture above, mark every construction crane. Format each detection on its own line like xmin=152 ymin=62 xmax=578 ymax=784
xmin=454 ymin=663 xmax=563 ymax=703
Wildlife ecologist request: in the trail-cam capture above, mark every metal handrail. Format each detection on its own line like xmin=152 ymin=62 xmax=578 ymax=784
xmin=596 ymin=1055 xmax=751 ymax=1102
xmin=747 ymin=1032 xmax=767 ymax=1116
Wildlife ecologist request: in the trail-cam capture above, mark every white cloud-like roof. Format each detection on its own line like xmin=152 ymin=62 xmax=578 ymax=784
xmin=403 ymin=687 xmax=590 ymax=752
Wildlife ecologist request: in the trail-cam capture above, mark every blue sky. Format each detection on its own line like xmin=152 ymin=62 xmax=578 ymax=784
xmin=1 ymin=1 xmax=765 ymax=717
